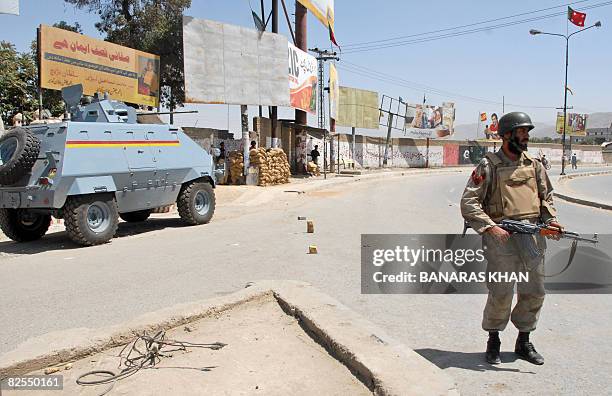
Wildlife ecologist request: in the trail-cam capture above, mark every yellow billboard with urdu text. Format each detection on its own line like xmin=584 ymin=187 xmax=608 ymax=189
xmin=39 ymin=24 xmax=160 ymax=107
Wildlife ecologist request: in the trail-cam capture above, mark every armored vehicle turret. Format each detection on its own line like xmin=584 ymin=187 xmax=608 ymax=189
xmin=0 ymin=85 xmax=217 ymax=246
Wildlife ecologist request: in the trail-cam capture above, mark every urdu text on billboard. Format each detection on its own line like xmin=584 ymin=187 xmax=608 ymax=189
xmin=39 ymin=25 xmax=160 ymax=107
xmin=288 ymin=43 xmax=317 ymax=114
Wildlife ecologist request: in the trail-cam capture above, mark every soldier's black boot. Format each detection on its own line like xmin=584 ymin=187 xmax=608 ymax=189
xmin=486 ymin=332 xmax=501 ymax=364
xmin=515 ymin=332 xmax=544 ymax=365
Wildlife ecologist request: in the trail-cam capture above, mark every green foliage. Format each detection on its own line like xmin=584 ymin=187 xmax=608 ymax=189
xmin=65 ymin=0 xmax=191 ymax=109
xmin=0 ymin=42 xmax=37 ymax=126
xmin=0 ymin=21 xmax=84 ymax=126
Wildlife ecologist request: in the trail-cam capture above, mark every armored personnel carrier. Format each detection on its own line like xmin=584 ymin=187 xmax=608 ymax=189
xmin=0 ymin=85 xmax=218 ymax=246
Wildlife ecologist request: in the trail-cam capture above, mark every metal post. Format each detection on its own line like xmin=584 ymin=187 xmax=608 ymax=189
xmin=241 ymin=105 xmax=250 ymax=176
xmin=337 ymin=133 xmax=340 ymax=174
xmin=383 ymin=113 xmax=393 ymax=166
xmin=295 ymin=1 xmax=307 ymax=125
xmin=425 ymin=137 xmax=430 ymax=168
xmin=351 ymin=126 xmax=356 ymax=160
xmin=37 ymin=27 xmax=42 ymax=120
xmin=323 ymin=131 xmax=327 ymax=179
xmin=502 ymin=96 xmax=505 ymax=113
xmin=258 ymin=0 xmax=265 ymax=123
xmin=270 ymin=0 xmax=279 ymax=147
xmin=561 ymin=37 xmax=569 ymax=175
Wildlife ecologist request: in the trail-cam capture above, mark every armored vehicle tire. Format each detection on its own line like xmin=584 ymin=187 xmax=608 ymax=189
xmin=64 ymin=194 xmax=119 ymax=246
xmin=0 ymin=127 xmax=41 ymax=185
xmin=0 ymin=209 xmax=51 ymax=242
xmin=177 ymin=181 xmax=215 ymax=225
xmin=120 ymin=210 xmax=151 ymax=222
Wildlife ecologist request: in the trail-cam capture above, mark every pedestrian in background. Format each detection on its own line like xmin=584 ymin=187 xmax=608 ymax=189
xmin=571 ymin=153 xmax=578 ymax=169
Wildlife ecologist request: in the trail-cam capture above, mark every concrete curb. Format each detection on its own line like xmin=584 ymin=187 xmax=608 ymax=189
xmin=0 ymin=280 xmax=458 ymax=396
xmin=292 ymin=167 xmax=467 ymax=195
xmin=554 ymin=170 xmax=612 ymax=210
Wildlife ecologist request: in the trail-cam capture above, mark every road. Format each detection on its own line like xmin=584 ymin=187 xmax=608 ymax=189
xmin=1 ymin=169 xmax=611 ymax=395
xmin=564 ymin=173 xmax=612 ymax=205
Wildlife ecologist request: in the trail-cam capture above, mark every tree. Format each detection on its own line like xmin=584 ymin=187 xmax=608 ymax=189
xmin=0 ymin=21 xmax=86 ymax=126
xmin=65 ymin=0 xmax=191 ymax=109
xmin=0 ymin=42 xmax=37 ymax=126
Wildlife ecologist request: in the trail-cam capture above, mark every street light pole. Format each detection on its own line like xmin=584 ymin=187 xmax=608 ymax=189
xmin=562 ymin=35 xmax=569 ymax=175
xmin=529 ymin=21 xmax=601 ymax=175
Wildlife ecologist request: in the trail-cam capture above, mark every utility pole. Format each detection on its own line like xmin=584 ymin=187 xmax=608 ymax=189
xmin=241 ymin=105 xmax=250 ymax=176
xmin=271 ymin=0 xmax=278 ymax=147
xmin=258 ymin=0 xmax=265 ymax=120
xmin=309 ymin=47 xmax=339 ymax=177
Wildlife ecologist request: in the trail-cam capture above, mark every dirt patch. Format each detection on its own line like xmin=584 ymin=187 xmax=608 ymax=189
xmin=306 ymin=190 xmax=343 ymax=198
xmin=12 ymin=296 xmax=370 ymax=396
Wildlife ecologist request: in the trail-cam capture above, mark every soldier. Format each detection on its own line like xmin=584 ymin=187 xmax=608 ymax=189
xmin=460 ymin=112 xmax=564 ymax=365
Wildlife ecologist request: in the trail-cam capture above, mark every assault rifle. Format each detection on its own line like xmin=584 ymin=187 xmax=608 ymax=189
xmin=462 ymin=219 xmax=598 ymax=244
xmin=462 ymin=219 xmax=598 ymax=276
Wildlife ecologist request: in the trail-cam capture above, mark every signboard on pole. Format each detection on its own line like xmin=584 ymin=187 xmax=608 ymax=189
xmin=183 ymin=17 xmax=290 ymax=107
xmin=403 ymin=102 xmax=455 ymax=138
xmin=556 ymin=112 xmax=588 ymax=136
xmin=337 ymin=86 xmax=379 ymax=129
xmin=39 ymin=24 xmax=160 ymax=107
xmin=297 ymin=0 xmax=334 ymax=31
xmin=329 ymin=62 xmax=339 ymax=120
xmin=288 ymin=43 xmax=317 ymax=114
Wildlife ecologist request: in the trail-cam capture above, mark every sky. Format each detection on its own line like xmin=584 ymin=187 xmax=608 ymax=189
xmin=1 ymin=0 xmax=611 ymax=137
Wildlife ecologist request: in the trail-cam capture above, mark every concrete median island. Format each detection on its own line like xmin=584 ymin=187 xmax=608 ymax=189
xmin=0 ymin=281 xmax=457 ymax=395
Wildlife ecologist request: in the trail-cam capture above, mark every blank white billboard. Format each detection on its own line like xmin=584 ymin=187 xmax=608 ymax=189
xmin=183 ymin=16 xmax=290 ymax=107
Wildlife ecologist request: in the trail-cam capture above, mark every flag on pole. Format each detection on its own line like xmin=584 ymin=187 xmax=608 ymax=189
xmin=327 ymin=11 xmax=339 ymax=47
xmin=568 ymin=6 xmax=586 ymax=27
xmin=0 ymin=0 xmax=19 ymax=15
xmin=480 ymin=112 xmax=487 ymax=122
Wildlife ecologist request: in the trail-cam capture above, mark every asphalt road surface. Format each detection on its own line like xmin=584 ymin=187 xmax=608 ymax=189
xmin=1 ymin=170 xmax=611 ymax=395
xmin=565 ymin=173 xmax=612 ymax=205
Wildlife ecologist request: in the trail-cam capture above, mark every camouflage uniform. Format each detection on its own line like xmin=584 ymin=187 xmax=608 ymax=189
xmin=461 ymin=149 xmax=557 ymax=332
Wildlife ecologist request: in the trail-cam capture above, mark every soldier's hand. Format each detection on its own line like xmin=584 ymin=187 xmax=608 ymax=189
xmin=487 ymin=226 xmax=510 ymax=244
xmin=545 ymin=221 xmax=564 ymax=240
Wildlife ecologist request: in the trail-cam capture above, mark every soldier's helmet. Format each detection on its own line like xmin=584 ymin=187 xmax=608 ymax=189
xmin=497 ymin=112 xmax=534 ymax=137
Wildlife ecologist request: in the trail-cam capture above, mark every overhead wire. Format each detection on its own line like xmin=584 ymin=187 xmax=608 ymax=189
xmin=341 ymin=0 xmax=593 ymax=48
xmin=336 ymin=62 xmax=558 ymax=109
xmin=332 ymin=1 xmax=611 ymax=109
xmin=340 ymin=1 xmax=612 ymax=54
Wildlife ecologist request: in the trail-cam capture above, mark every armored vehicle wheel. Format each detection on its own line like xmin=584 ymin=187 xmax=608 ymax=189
xmin=120 ymin=210 xmax=151 ymax=223
xmin=64 ymin=194 xmax=119 ymax=246
xmin=0 ymin=209 xmax=51 ymax=242
xmin=0 ymin=127 xmax=41 ymax=185
xmin=177 ymin=181 xmax=215 ymax=225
